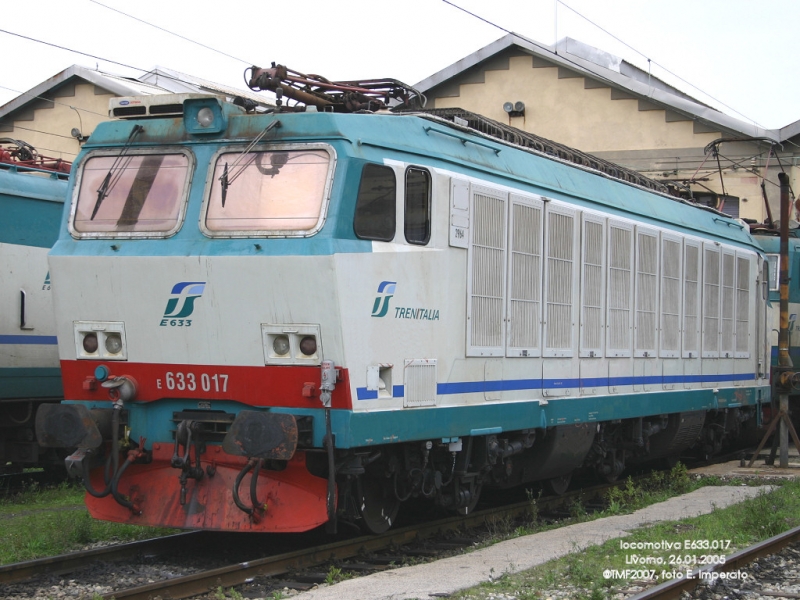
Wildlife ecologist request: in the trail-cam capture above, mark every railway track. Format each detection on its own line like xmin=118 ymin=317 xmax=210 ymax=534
xmin=0 ymin=532 xmax=204 ymax=585
xmin=0 ymin=451 xmax=783 ymax=600
xmin=630 ymin=525 xmax=800 ymax=600
xmin=0 ymin=481 xmax=611 ymax=600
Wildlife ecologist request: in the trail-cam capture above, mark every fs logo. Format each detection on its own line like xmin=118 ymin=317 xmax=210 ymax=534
xmin=371 ymin=281 xmax=396 ymax=318
xmin=160 ymin=281 xmax=205 ymax=327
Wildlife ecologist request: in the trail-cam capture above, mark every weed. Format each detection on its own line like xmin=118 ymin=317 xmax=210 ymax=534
xmin=324 ymin=565 xmax=352 ymax=585
xmin=485 ymin=513 xmax=514 ymax=538
xmin=667 ymin=462 xmax=691 ymax=494
xmin=525 ymin=487 xmax=542 ymax=526
xmin=569 ymin=492 xmax=587 ymax=520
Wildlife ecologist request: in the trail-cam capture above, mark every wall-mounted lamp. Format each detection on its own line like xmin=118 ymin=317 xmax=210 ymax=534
xmin=71 ymin=128 xmax=88 ymax=143
xmin=503 ymin=101 xmax=525 ymax=118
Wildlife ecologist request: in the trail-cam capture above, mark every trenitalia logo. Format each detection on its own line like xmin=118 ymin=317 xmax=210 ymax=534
xmin=160 ymin=281 xmax=206 ymax=327
xmin=371 ymin=281 xmax=396 ymax=318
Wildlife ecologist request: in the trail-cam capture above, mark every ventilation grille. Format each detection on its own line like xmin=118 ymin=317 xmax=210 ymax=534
xmin=635 ymin=231 xmax=658 ymax=355
xmin=683 ymin=243 xmax=700 ymax=356
xmin=508 ymin=199 xmax=542 ymax=353
xmin=545 ymin=210 xmax=574 ymax=353
xmin=468 ymin=191 xmax=506 ymax=354
xmin=703 ymin=246 xmax=721 ymax=355
xmin=404 ymin=360 xmax=437 ymax=407
xmin=660 ymin=238 xmax=681 ymax=355
xmin=736 ymin=255 xmax=751 ymax=355
xmin=109 ymin=94 xmax=222 ymax=120
xmin=720 ymin=252 xmax=735 ymax=356
xmin=581 ymin=218 xmax=604 ymax=354
xmin=607 ymin=223 xmax=632 ymax=355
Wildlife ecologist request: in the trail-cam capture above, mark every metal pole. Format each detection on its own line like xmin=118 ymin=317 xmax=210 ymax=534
xmin=778 ymin=172 xmax=792 ymax=468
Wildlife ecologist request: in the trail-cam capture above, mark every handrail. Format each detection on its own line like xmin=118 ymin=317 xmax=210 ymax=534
xmin=422 ymin=126 xmax=501 ymax=155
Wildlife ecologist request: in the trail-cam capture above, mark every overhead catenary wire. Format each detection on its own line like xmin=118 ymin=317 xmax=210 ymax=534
xmin=0 ymin=83 xmax=109 ymax=120
xmin=441 ymin=0 xmax=624 ymax=92
xmin=0 ymin=28 xmax=219 ymax=95
xmin=88 ymin=0 xmax=253 ymax=66
xmin=554 ymin=0 xmax=766 ymax=129
xmin=442 ymin=0 xmax=766 ymax=130
xmin=0 ymin=27 xmax=256 ymax=125
xmin=6 ymin=123 xmax=81 ymax=141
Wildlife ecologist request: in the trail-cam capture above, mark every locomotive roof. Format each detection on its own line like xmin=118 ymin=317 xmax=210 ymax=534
xmin=87 ymin=93 xmax=759 ymax=252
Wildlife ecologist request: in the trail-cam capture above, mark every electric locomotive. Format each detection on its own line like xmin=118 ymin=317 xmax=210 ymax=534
xmin=1 ymin=139 xmax=69 ymax=472
xmin=36 ymin=69 xmax=770 ymax=533
xmin=751 ymin=228 xmax=800 ymax=427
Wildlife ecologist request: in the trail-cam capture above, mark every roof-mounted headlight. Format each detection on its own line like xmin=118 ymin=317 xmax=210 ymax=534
xmin=184 ymin=98 xmax=227 ymax=134
xmin=196 ymin=107 xmax=215 ymax=127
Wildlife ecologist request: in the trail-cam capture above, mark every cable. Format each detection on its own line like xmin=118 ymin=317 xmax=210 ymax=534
xmin=0 ymin=84 xmax=110 ymax=120
xmin=89 ymin=0 xmax=252 ymax=66
xmin=9 ymin=124 xmax=77 ymax=141
xmin=0 ymin=28 xmax=143 ymax=73
xmin=0 ymin=29 xmax=227 ymax=104
xmin=441 ymin=0 xmax=766 ymax=129
xmin=442 ymin=0 xmax=512 ymax=34
xmin=554 ymin=0 xmax=765 ymax=128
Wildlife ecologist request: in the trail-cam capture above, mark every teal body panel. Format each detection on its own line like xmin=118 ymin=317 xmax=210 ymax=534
xmin=0 ymin=167 xmax=67 ymax=248
xmin=0 ymin=367 xmax=62 ymax=400
xmin=1 ymin=166 xmax=66 ymax=400
xmin=754 ymin=233 xmax=800 ymax=369
xmin=52 ymin=111 xmax=761 ymax=259
xmin=74 ymin=379 xmax=765 ymax=450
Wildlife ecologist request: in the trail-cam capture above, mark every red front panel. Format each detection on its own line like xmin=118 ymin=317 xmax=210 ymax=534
xmin=60 ymin=360 xmax=352 ymax=409
xmin=86 ymin=445 xmax=330 ymax=532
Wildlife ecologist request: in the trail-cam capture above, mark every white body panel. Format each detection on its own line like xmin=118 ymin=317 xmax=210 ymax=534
xmin=0 ymin=241 xmax=58 ymax=369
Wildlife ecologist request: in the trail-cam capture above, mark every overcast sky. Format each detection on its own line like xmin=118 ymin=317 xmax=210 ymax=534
xmin=2 ymin=0 xmax=796 ymax=130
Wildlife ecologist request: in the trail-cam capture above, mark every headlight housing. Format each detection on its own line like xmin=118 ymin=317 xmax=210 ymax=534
xmin=74 ymin=322 xmax=127 ymax=360
xmin=262 ymin=324 xmax=322 ymax=365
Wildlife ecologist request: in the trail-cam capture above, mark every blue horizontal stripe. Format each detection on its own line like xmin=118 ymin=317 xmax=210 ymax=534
xmin=0 ymin=335 xmax=58 ymax=345
xmin=356 ymin=385 xmax=407 ymax=400
xmin=357 ymin=372 xmax=757 ymax=400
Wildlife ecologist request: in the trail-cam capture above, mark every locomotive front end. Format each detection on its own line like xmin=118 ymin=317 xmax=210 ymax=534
xmin=37 ymin=94 xmax=348 ymax=532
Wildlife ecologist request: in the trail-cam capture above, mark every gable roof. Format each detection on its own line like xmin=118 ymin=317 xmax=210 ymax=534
xmin=415 ymin=33 xmax=781 ymax=143
xmin=138 ymin=66 xmax=268 ymax=106
xmin=0 ymin=64 xmax=272 ymax=122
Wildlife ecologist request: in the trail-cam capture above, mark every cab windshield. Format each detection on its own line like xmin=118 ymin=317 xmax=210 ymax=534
xmin=72 ymin=151 xmax=191 ymax=236
xmin=205 ymin=148 xmax=332 ymax=236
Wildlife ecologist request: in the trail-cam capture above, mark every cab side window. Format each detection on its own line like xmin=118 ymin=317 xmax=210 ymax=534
xmin=405 ymin=168 xmax=431 ymax=245
xmin=354 ymin=164 xmax=396 ymax=241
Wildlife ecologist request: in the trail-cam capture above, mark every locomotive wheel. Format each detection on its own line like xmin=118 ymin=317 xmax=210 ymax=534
xmin=356 ymin=473 xmax=400 ymax=534
xmin=546 ymin=471 xmax=572 ymax=495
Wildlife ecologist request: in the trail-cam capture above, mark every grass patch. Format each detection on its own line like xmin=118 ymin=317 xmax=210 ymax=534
xmin=0 ymin=479 xmax=86 ymax=513
xmin=0 ymin=480 xmax=177 ymax=565
xmin=456 ymin=477 xmax=799 ymax=599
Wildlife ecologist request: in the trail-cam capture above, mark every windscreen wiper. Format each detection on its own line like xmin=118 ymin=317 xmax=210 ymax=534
xmin=91 ymin=124 xmax=144 ymax=220
xmin=219 ymin=120 xmax=281 ymax=207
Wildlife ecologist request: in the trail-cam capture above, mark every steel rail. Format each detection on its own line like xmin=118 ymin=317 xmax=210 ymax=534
xmin=99 ymin=505 xmax=524 ymax=599
xmin=0 ymin=531 xmax=204 ymax=584
xmin=101 ymin=483 xmax=617 ymax=600
xmin=630 ymin=525 xmax=800 ymax=600
xmin=2 ymin=452 xmax=753 ymax=599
